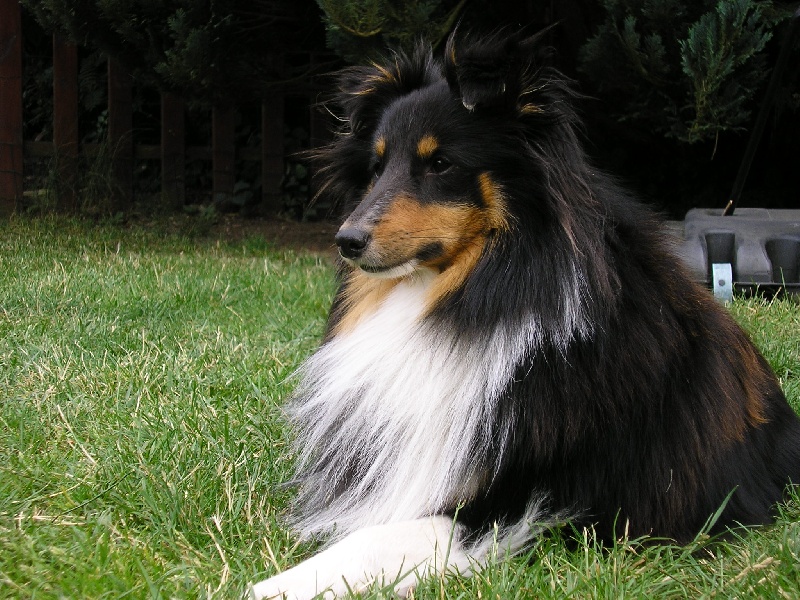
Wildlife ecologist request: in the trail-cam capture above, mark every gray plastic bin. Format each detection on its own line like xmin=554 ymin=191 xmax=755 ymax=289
xmin=678 ymin=208 xmax=800 ymax=298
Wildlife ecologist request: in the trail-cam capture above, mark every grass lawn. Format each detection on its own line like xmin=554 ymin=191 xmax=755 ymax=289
xmin=1 ymin=216 xmax=798 ymax=599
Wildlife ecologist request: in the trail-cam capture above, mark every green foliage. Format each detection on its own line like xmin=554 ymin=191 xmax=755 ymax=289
xmin=315 ymin=0 xmax=467 ymax=63
xmin=681 ymin=0 xmax=774 ymax=142
xmin=580 ymin=0 xmax=786 ymax=143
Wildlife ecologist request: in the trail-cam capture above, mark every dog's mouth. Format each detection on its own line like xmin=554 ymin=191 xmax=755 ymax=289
xmin=344 ymin=257 xmax=420 ymax=279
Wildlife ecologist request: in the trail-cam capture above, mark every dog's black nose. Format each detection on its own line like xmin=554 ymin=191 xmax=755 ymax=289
xmin=335 ymin=227 xmax=370 ymax=260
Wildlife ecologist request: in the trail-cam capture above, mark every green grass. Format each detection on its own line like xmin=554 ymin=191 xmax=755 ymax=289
xmin=1 ymin=216 xmax=798 ymax=599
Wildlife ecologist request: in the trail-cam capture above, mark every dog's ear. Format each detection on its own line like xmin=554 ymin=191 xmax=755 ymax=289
xmin=444 ymin=28 xmax=551 ymax=114
xmin=335 ymin=45 xmax=439 ymax=135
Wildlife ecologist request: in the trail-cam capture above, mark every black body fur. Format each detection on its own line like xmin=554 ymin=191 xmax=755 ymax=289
xmin=304 ymin=31 xmax=800 ymax=546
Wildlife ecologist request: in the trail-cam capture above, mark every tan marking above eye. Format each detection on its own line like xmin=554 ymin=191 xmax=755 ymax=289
xmin=375 ymin=136 xmax=386 ymax=158
xmin=416 ymin=135 xmax=439 ymax=159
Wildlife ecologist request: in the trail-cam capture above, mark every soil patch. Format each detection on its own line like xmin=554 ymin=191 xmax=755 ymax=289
xmin=210 ymin=215 xmax=340 ymax=256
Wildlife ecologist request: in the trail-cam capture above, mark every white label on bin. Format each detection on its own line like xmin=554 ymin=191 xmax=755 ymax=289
xmin=712 ymin=262 xmax=733 ymax=302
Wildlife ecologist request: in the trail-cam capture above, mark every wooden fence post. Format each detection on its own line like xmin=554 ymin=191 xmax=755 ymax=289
xmin=212 ymin=104 xmax=235 ymax=206
xmin=108 ymin=57 xmax=133 ymax=212
xmin=53 ymin=34 xmax=79 ymax=212
xmin=161 ymin=92 xmax=185 ymax=210
xmin=261 ymin=92 xmax=284 ymax=213
xmin=0 ymin=0 xmax=23 ymax=215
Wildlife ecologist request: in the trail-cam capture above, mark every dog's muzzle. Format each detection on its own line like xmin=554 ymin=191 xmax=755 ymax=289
xmin=335 ymin=226 xmax=370 ymax=260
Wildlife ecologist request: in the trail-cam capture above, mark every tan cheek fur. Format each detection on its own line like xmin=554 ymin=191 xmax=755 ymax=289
xmin=333 ymin=271 xmax=397 ymax=337
xmin=334 ymin=174 xmax=510 ymax=335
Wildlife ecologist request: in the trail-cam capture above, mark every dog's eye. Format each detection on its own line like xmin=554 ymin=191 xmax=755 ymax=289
xmin=372 ymin=161 xmax=384 ymax=179
xmin=429 ymin=157 xmax=452 ymax=175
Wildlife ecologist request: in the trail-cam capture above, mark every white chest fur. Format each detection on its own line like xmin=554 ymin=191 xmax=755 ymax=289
xmin=289 ymin=271 xmax=538 ymax=539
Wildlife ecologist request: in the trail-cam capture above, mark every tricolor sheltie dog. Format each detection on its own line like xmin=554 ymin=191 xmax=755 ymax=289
xmin=251 ymin=31 xmax=800 ymax=599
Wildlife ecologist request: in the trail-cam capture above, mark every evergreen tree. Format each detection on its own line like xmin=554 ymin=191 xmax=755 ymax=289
xmin=579 ymin=0 xmax=786 ymax=143
xmin=22 ymin=0 xmax=322 ymax=103
xmin=314 ymin=0 xmax=467 ymax=63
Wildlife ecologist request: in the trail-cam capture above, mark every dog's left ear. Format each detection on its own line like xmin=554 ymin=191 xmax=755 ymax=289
xmin=444 ymin=29 xmax=545 ymax=113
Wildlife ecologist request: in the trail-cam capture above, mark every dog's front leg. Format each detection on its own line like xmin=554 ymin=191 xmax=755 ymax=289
xmin=249 ymin=516 xmax=470 ymax=600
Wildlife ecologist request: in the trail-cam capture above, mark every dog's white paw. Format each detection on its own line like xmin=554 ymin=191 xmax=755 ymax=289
xmin=248 ymin=517 xmax=469 ymax=600
xmin=248 ymin=567 xmax=338 ymax=600
xmin=248 ymin=536 xmax=376 ymax=600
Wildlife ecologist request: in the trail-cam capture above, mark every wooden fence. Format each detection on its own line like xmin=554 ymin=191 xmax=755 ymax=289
xmin=0 ymin=0 xmax=328 ymax=216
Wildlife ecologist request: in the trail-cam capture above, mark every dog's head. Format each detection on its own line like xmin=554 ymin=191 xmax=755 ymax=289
xmin=319 ymin=30 xmax=579 ymax=282
xmin=333 ymin=77 xmax=512 ymax=280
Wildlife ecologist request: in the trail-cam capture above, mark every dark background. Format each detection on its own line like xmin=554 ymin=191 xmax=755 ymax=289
xmin=16 ymin=0 xmax=800 ymax=219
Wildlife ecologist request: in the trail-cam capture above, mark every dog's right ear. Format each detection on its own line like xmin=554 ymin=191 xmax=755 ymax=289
xmin=335 ymin=45 xmax=439 ymax=136
xmin=444 ymin=28 xmax=550 ymax=114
